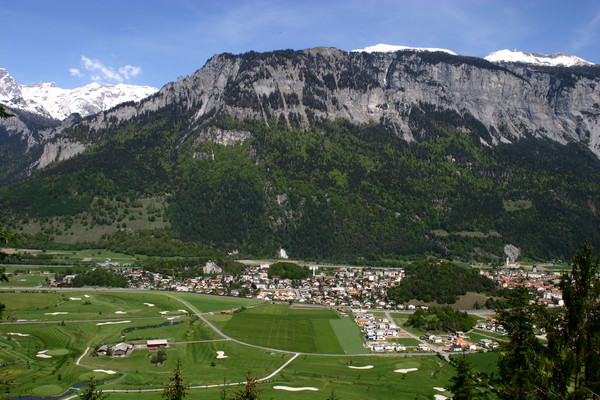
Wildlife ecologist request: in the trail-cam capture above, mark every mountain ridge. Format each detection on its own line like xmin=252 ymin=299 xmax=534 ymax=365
xmin=1 ymin=47 xmax=599 ymax=260
xmin=51 ymin=47 xmax=600 ymax=157
xmin=0 ymin=68 xmax=158 ymax=120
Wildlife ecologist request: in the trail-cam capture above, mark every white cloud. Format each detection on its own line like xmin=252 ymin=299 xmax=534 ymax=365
xmin=72 ymin=56 xmax=143 ymax=83
xmin=69 ymin=68 xmax=84 ymax=77
xmin=81 ymin=56 xmax=123 ymax=82
xmin=118 ymin=65 xmax=141 ymax=79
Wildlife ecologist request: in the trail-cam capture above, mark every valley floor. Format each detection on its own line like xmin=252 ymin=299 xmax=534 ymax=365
xmin=0 ymin=289 xmax=495 ymax=399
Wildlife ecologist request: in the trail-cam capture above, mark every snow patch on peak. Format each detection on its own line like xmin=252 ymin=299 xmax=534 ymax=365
xmin=0 ymin=68 xmax=158 ymax=120
xmin=484 ymin=49 xmax=594 ymax=67
xmin=352 ymin=43 xmax=457 ymax=56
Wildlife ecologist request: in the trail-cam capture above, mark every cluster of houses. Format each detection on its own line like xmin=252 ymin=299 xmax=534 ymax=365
xmin=423 ymin=330 xmax=500 ymax=352
xmin=166 ymin=263 xmax=404 ymax=310
xmin=53 ymin=262 xmax=407 ymax=310
xmin=96 ymin=342 xmax=133 ymax=357
xmin=475 ymin=318 xmax=507 ymax=335
xmin=47 ymin=258 xmax=569 ymax=313
xmin=354 ymin=311 xmax=410 ymax=352
xmin=96 ymin=339 xmax=168 ymax=357
xmin=481 ymin=266 xmax=565 ymax=306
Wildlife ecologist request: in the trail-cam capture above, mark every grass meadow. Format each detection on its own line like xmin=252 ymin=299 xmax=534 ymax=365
xmin=0 ymin=290 xmax=471 ymax=399
xmin=209 ymin=304 xmax=365 ymax=354
xmin=102 ymin=354 xmax=454 ymax=400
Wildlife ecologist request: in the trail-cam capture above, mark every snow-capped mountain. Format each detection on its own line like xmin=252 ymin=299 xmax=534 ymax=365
xmin=0 ymin=68 xmax=158 ymax=120
xmin=484 ymin=49 xmax=594 ymax=67
xmin=352 ymin=43 xmax=457 ymax=55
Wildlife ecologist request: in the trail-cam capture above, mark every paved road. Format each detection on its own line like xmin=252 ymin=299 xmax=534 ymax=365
xmin=384 ymin=310 xmax=450 ymax=361
xmin=20 ymin=287 xmax=470 ymax=398
xmin=169 ymin=294 xmax=443 ymax=358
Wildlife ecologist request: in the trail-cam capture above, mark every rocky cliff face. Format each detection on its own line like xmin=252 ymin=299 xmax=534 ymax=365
xmin=56 ymin=47 xmax=600 ymax=154
xmin=5 ymin=47 xmax=600 ymax=182
xmin=3 ymin=48 xmax=600 ymax=259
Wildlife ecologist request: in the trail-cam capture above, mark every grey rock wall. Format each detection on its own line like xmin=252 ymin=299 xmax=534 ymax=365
xmin=13 ymin=47 xmax=600 ymax=177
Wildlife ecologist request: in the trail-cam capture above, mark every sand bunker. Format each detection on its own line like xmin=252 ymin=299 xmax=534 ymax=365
xmin=167 ymin=316 xmax=181 ymax=320
xmin=115 ymin=311 xmax=127 ymax=314
xmin=434 ymin=395 xmax=449 ymax=400
xmin=273 ymin=386 xmax=319 ymax=392
xmin=96 ymin=320 xmax=131 ymax=326
xmin=178 ymin=309 xmax=188 ymax=313
xmin=394 ymin=368 xmax=419 ymax=373
xmin=348 ymin=365 xmax=374 ymax=369
xmin=84 ymin=295 xmax=91 ymax=298
xmin=434 ymin=387 xmax=447 ymax=392
xmin=143 ymin=303 xmax=155 ymax=307
xmin=216 ymin=351 xmax=228 ymax=359
xmin=36 ymin=350 xmax=51 ymax=359
xmin=69 ymin=297 xmax=82 ymax=300
xmin=93 ymin=369 xmax=117 ymax=375
xmin=159 ymin=311 xmax=169 ymax=314
xmin=7 ymin=332 xmax=30 ymax=337
xmin=44 ymin=312 xmax=68 ymax=315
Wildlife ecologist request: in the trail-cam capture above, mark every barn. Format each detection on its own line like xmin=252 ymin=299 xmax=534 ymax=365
xmin=147 ymin=339 xmax=168 ymax=349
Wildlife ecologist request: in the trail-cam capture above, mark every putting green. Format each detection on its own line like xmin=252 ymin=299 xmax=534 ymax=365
xmin=46 ymin=348 xmax=70 ymax=356
xmin=32 ymin=384 xmax=63 ymax=396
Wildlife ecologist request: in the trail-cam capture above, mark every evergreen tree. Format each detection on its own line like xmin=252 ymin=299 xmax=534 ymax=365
xmin=0 ymin=228 xmax=17 ymax=319
xmin=0 ymin=104 xmax=14 ymax=118
xmin=79 ymin=377 xmax=108 ymax=400
xmin=495 ymin=286 xmax=546 ymax=400
xmin=544 ymin=243 xmax=600 ymax=399
xmin=447 ymin=356 xmax=490 ymax=400
xmin=229 ymin=375 xmax=261 ymax=400
xmin=162 ymin=360 xmax=188 ymax=400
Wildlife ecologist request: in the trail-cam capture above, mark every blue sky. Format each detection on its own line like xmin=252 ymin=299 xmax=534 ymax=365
xmin=4 ymin=0 xmax=600 ymax=89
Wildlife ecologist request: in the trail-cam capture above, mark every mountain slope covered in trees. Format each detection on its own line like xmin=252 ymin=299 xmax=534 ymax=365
xmin=1 ymin=48 xmax=599 ymax=260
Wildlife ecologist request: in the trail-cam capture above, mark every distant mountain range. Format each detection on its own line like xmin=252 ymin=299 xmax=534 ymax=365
xmin=1 ymin=45 xmax=599 ymax=260
xmin=0 ymin=69 xmax=157 ymax=182
xmin=0 ymin=68 xmax=158 ymax=120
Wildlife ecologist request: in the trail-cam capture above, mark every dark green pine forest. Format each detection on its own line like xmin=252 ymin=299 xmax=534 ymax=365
xmin=1 ymin=100 xmax=599 ymax=261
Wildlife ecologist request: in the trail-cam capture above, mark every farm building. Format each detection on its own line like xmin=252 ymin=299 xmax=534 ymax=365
xmin=113 ymin=342 xmax=133 ymax=357
xmin=147 ymin=339 xmax=168 ymax=349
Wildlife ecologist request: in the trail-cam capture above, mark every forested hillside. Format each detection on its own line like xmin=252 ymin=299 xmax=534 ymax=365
xmin=2 ymin=110 xmax=598 ymax=260
xmin=1 ymin=48 xmax=599 ymax=261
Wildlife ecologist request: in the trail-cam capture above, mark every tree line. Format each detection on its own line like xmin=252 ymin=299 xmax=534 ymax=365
xmin=387 ymin=260 xmax=506 ymax=304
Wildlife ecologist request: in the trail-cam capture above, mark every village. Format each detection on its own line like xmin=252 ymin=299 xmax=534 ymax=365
xmin=45 ymin=259 xmax=566 ymax=357
xmin=49 ymin=259 xmax=567 ymax=310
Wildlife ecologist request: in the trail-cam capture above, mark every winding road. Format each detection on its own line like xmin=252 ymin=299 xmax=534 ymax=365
xmin=9 ymin=288 xmax=492 ymax=397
